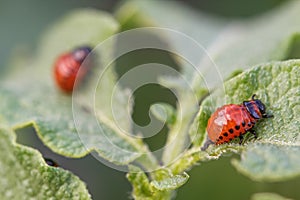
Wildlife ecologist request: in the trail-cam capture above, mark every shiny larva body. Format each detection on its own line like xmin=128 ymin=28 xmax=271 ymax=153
xmin=54 ymin=46 xmax=92 ymax=93
xmin=202 ymin=95 xmax=273 ymax=150
xmin=207 ymin=104 xmax=256 ymax=144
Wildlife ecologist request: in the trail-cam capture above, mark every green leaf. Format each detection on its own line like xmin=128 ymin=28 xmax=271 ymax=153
xmin=115 ymin=0 xmax=227 ymax=80
xmin=251 ymin=193 xmax=293 ymax=200
xmin=150 ymin=103 xmax=176 ymax=126
xmin=150 ymin=172 xmax=189 ymax=191
xmin=191 ymin=60 xmax=300 ymax=181
xmin=115 ymin=0 xmax=226 ymax=40
xmin=0 ymin=9 xmax=149 ymax=165
xmin=126 ymin=166 xmax=188 ymax=200
xmin=0 ymin=126 xmax=91 ymax=199
xmin=194 ymin=0 xmax=300 ymax=84
xmin=126 ymin=166 xmax=173 ymax=200
xmin=232 ymin=143 xmax=300 ymax=182
xmin=126 ymin=166 xmax=154 ymax=199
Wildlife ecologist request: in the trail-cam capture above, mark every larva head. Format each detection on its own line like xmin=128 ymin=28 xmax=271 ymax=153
xmin=72 ymin=46 xmax=92 ymax=62
xmin=243 ymin=94 xmax=267 ymax=119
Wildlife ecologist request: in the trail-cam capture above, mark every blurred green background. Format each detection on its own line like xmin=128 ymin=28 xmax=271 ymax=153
xmin=1 ymin=0 xmax=298 ymax=200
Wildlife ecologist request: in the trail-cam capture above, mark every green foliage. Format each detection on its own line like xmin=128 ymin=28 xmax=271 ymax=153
xmin=2 ymin=0 xmax=300 ymax=199
xmin=127 ymin=166 xmax=154 ymax=199
xmin=193 ymin=0 xmax=300 ymax=81
xmin=150 ymin=172 xmax=189 ymax=191
xmin=150 ymin=103 xmax=177 ymax=126
xmin=0 ymin=126 xmax=91 ymax=199
xmin=0 ymin=10 xmax=154 ymax=199
xmin=251 ymin=193 xmax=293 ymax=200
xmin=127 ymin=166 xmax=189 ymax=200
xmin=0 ymin=9 xmax=148 ymax=165
xmin=232 ymin=143 xmax=300 ymax=182
xmin=115 ymin=0 xmax=228 ymax=80
xmin=115 ymin=0 xmax=300 ymax=199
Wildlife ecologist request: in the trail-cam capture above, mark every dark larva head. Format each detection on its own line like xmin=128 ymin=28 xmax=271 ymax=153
xmin=72 ymin=46 xmax=92 ymax=62
xmin=254 ymin=99 xmax=266 ymax=114
xmin=243 ymin=94 xmax=267 ymax=119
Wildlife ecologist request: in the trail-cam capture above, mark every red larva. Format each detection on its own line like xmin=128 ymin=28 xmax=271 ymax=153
xmin=201 ymin=94 xmax=273 ymax=150
xmin=53 ymin=46 xmax=92 ymax=93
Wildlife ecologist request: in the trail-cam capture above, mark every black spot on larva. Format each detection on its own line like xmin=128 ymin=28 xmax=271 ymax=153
xmin=242 ymin=121 xmax=246 ymax=127
xmin=229 ymin=129 xmax=234 ymax=134
xmin=223 ymin=132 xmax=228 ymax=137
xmin=234 ymin=135 xmax=238 ymax=138
xmin=229 ymin=138 xmax=233 ymax=141
xmin=248 ymin=122 xmax=252 ymax=127
xmin=219 ymin=136 xmax=223 ymax=140
xmin=235 ymin=125 xmax=240 ymax=130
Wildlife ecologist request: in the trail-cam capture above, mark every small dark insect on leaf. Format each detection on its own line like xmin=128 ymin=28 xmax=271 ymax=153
xmin=44 ymin=157 xmax=59 ymax=167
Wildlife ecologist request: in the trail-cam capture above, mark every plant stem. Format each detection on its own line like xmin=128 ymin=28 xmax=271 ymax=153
xmin=162 ymin=96 xmax=198 ymax=165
